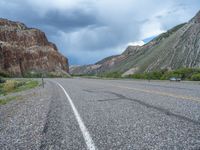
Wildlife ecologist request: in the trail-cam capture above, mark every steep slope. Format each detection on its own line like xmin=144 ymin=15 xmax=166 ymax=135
xmin=70 ymin=11 xmax=200 ymax=75
xmin=0 ymin=18 xmax=69 ymax=77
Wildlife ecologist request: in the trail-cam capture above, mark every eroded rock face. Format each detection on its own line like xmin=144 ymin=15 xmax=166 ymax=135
xmin=191 ymin=10 xmax=200 ymax=23
xmin=0 ymin=18 xmax=69 ymax=76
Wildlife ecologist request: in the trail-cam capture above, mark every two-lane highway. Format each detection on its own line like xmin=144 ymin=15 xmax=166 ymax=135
xmin=42 ymin=78 xmax=200 ymax=149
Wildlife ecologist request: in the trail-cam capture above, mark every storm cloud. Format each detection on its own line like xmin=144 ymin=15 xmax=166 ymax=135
xmin=0 ymin=0 xmax=200 ymax=65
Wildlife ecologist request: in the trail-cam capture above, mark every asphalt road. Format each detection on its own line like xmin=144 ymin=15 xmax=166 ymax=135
xmin=38 ymin=78 xmax=200 ymax=150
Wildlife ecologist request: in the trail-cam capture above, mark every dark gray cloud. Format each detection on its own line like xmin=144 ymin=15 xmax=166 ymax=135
xmin=0 ymin=0 xmax=98 ymax=32
xmin=0 ymin=0 xmax=200 ymax=65
xmin=34 ymin=10 xmax=98 ymax=32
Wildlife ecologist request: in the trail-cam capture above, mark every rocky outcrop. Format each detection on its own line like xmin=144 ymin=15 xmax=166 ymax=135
xmin=0 ymin=18 xmax=69 ymax=77
xmin=70 ymin=10 xmax=200 ymax=75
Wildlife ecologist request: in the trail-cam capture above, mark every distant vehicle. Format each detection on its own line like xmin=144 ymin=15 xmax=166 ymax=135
xmin=169 ymin=77 xmax=181 ymax=82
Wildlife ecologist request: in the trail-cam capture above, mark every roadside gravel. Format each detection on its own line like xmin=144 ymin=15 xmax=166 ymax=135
xmin=0 ymin=81 xmax=52 ymax=150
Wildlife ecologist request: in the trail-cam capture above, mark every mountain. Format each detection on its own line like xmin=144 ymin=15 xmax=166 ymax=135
xmin=70 ymin=11 xmax=200 ymax=76
xmin=0 ymin=18 xmax=69 ymax=77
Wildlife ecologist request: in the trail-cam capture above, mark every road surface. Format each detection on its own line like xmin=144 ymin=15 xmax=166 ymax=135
xmin=1 ymin=78 xmax=200 ymax=149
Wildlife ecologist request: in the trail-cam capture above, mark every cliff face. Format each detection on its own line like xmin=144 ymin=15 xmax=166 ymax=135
xmin=0 ymin=18 xmax=69 ymax=76
xmin=70 ymin=10 xmax=200 ymax=75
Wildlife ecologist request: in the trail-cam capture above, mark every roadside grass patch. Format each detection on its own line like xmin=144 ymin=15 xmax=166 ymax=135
xmin=0 ymin=79 xmax=39 ymax=95
xmin=3 ymin=80 xmax=17 ymax=93
xmin=24 ymin=71 xmax=70 ymax=78
xmin=0 ymin=83 xmax=5 ymax=96
xmin=14 ymin=80 xmax=39 ymax=92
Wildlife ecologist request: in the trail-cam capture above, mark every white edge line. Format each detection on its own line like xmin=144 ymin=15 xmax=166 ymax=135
xmin=56 ymin=82 xmax=96 ymax=150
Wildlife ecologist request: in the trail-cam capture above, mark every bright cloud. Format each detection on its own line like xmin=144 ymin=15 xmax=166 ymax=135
xmin=128 ymin=41 xmax=145 ymax=46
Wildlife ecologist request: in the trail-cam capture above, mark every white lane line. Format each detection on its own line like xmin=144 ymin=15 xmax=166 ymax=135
xmin=56 ymin=82 xmax=97 ymax=150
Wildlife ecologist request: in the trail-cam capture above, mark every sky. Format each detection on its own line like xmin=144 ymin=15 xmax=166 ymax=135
xmin=0 ymin=0 xmax=200 ymax=65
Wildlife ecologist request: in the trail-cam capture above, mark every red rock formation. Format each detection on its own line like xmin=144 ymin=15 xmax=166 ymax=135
xmin=0 ymin=18 xmax=69 ymax=77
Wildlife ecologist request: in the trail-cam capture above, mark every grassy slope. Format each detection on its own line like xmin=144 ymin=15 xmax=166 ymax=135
xmin=0 ymin=79 xmax=39 ymax=105
xmin=70 ymin=23 xmax=190 ymax=75
xmin=96 ymin=23 xmax=187 ymax=74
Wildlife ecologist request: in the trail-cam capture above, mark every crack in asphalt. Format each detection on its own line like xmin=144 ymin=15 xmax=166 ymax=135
xmin=83 ymin=89 xmax=200 ymax=125
xmin=39 ymin=82 xmax=66 ymax=150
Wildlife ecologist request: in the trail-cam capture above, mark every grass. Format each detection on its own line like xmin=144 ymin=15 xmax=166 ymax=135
xmin=24 ymin=71 xmax=70 ymax=78
xmin=0 ymin=83 xmax=4 ymax=96
xmin=14 ymin=80 xmax=39 ymax=92
xmin=3 ymin=80 xmax=17 ymax=93
xmin=0 ymin=79 xmax=39 ymax=96
xmin=0 ymin=96 xmax=21 ymax=105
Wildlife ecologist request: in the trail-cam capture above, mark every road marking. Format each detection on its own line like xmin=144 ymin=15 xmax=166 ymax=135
xmin=114 ymin=85 xmax=200 ymax=102
xmin=56 ymin=82 xmax=97 ymax=150
xmin=112 ymin=85 xmax=200 ymax=102
xmin=91 ymin=81 xmax=200 ymax=102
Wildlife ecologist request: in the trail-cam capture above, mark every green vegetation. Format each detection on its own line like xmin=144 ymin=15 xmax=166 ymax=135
xmin=72 ymin=72 xmax=123 ymax=79
xmin=127 ymin=71 xmax=164 ymax=80
xmin=0 ymin=71 xmax=10 ymax=77
xmin=24 ymin=71 xmax=70 ymax=78
xmin=98 ymin=72 xmax=122 ymax=78
xmin=14 ymin=80 xmax=39 ymax=92
xmin=72 ymin=68 xmax=200 ymax=81
xmin=24 ymin=71 xmax=43 ymax=78
xmin=72 ymin=74 xmax=95 ymax=77
xmin=0 ymin=79 xmax=39 ymax=96
xmin=0 ymin=78 xmax=6 ymax=84
xmin=3 ymin=80 xmax=17 ymax=93
xmin=0 ymin=83 xmax=4 ymax=96
xmin=0 ymin=96 xmax=21 ymax=105
xmin=46 ymin=72 xmax=70 ymax=78
xmin=191 ymin=73 xmax=200 ymax=81
xmin=126 ymin=68 xmax=200 ymax=81
xmin=71 ymin=74 xmax=97 ymax=78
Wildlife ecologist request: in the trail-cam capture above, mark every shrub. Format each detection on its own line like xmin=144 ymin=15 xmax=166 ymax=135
xmin=24 ymin=71 xmax=42 ymax=78
xmin=126 ymin=68 xmax=200 ymax=81
xmin=146 ymin=71 xmax=163 ymax=80
xmin=100 ymin=72 xmax=122 ymax=78
xmin=173 ymin=68 xmax=195 ymax=79
xmin=191 ymin=73 xmax=200 ymax=81
xmin=0 ymin=83 xmax=4 ymax=95
xmin=127 ymin=73 xmax=146 ymax=79
xmin=161 ymin=71 xmax=180 ymax=80
xmin=15 ymin=80 xmax=26 ymax=87
xmin=127 ymin=71 xmax=164 ymax=80
xmin=3 ymin=80 xmax=17 ymax=92
xmin=0 ymin=72 xmax=10 ymax=77
xmin=0 ymin=78 xmax=6 ymax=83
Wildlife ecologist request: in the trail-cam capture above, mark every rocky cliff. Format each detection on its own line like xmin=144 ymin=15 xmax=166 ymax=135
xmin=0 ymin=18 xmax=69 ymax=77
xmin=70 ymin=10 xmax=200 ymax=76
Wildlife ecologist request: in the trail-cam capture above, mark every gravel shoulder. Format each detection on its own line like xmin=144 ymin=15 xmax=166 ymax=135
xmin=0 ymin=80 xmax=87 ymax=150
xmin=0 ymin=80 xmax=52 ymax=149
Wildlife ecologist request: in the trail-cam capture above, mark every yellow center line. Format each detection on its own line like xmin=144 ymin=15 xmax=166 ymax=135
xmin=83 ymin=79 xmax=200 ymax=102
xmin=114 ymin=85 xmax=200 ymax=102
